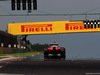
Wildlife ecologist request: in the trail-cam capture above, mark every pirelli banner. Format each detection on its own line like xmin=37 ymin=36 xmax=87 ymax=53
xmin=8 ymin=20 xmax=100 ymax=35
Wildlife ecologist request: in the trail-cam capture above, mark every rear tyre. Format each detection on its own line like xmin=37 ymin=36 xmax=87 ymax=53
xmin=60 ymin=47 xmax=65 ymax=57
xmin=44 ymin=48 xmax=48 ymax=57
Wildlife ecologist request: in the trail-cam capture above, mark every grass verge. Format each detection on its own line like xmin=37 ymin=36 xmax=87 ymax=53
xmin=0 ymin=51 xmax=43 ymax=57
xmin=0 ymin=57 xmax=8 ymax=59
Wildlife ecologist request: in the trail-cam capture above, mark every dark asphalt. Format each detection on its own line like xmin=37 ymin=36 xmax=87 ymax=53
xmin=0 ymin=54 xmax=100 ymax=75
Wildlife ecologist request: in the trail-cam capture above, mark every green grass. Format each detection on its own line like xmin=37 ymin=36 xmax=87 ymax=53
xmin=0 ymin=51 xmax=43 ymax=57
xmin=0 ymin=57 xmax=8 ymax=59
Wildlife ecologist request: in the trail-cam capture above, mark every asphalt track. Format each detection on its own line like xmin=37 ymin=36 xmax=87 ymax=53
xmin=0 ymin=54 xmax=100 ymax=75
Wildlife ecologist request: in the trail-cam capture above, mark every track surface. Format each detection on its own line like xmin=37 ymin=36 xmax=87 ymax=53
xmin=0 ymin=54 xmax=100 ymax=75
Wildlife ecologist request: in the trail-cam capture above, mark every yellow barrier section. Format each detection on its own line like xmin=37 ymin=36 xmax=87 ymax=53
xmin=8 ymin=21 xmax=100 ymax=35
xmin=0 ymin=47 xmax=3 ymax=54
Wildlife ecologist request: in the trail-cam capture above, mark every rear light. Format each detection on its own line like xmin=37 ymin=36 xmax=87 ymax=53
xmin=48 ymin=47 xmax=53 ymax=50
xmin=56 ymin=47 xmax=60 ymax=50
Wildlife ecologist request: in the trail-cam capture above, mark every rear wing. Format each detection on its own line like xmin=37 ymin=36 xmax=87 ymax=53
xmin=49 ymin=43 xmax=59 ymax=46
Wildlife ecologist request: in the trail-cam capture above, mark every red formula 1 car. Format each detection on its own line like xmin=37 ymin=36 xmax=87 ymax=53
xmin=44 ymin=42 xmax=65 ymax=57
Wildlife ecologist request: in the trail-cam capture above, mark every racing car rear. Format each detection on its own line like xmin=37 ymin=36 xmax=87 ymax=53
xmin=44 ymin=42 xmax=65 ymax=57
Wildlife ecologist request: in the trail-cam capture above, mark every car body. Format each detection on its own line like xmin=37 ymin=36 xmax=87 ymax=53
xmin=44 ymin=42 xmax=65 ymax=57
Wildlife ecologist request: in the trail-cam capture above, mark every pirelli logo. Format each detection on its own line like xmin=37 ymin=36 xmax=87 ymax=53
xmin=65 ymin=23 xmax=84 ymax=30
xmin=65 ymin=21 xmax=99 ymax=31
xmin=21 ymin=24 xmax=52 ymax=32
